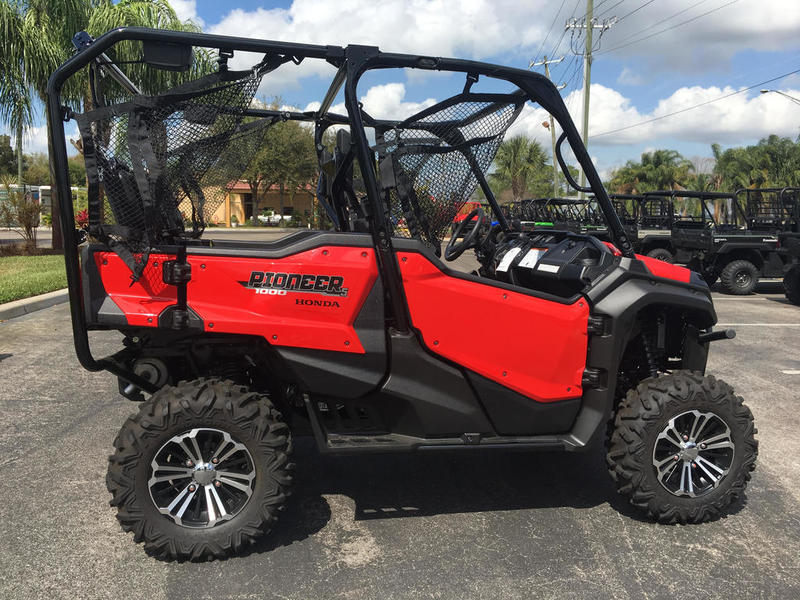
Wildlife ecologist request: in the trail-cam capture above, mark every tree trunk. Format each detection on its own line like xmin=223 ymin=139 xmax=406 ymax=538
xmin=16 ymin=121 xmax=23 ymax=186
xmin=278 ymin=182 xmax=285 ymax=225
xmin=289 ymin=186 xmax=297 ymax=225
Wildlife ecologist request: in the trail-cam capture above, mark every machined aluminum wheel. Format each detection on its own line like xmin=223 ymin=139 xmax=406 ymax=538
xmin=652 ymin=410 xmax=734 ymax=498
xmin=148 ymin=427 xmax=256 ymax=528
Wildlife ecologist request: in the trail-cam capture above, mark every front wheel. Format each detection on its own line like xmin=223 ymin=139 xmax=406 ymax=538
xmin=607 ymin=371 xmax=757 ymax=523
xmin=720 ymin=259 xmax=759 ymax=295
xmin=106 ymin=379 xmax=293 ymax=560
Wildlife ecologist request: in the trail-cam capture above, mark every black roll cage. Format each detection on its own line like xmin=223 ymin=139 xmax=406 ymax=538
xmin=734 ymin=186 xmax=800 ymax=231
xmin=46 ymin=27 xmax=630 ymax=383
xmin=641 ymin=190 xmax=741 ymax=229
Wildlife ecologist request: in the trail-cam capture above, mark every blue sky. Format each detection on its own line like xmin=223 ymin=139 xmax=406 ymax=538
xmin=6 ymin=0 xmax=800 ymax=179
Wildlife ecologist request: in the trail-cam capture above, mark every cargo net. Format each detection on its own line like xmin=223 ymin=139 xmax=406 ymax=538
xmin=379 ymin=94 xmax=524 ymax=250
xmin=76 ymin=66 xmax=272 ymax=280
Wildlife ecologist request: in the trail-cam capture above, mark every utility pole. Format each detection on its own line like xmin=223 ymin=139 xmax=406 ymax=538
xmin=566 ymin=3 xmax=616 ymax=197
xmin=530 ymin=55 xmax=564 ymax=197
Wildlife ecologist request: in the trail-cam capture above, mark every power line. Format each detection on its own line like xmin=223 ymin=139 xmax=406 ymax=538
xmin=548 ymin=0 xmax=584 ymax=60
xmin=592 ymin=67 xmax=800 ymax=138
xmin=598 ymin=0 xmax=739 ymax=55
xmin=616 ymin=0 xmax=710 ymax=36
xmin=542 ymin=0 xmax=584 ymax=86
xmin=596 ymin=0 xmax=626 ymax=19
xmin=531 ymin=0 xmax=568 ymax=67
xmin=616 ymin=0 xmax=659 ymax=22
xmin=577 ymin=0 xmax=613 ymax=21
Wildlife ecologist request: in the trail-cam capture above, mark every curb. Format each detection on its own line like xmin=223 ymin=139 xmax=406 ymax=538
xmin=0 ymin=289 xmax=68 ymax=321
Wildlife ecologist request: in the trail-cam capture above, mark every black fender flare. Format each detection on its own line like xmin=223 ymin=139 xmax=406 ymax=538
xmin=564 ymin=276 xmax=716 ymax=450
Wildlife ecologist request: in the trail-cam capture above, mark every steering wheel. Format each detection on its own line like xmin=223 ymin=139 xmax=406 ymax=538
xmin=445 ymin=207 xmax=487 ymax=261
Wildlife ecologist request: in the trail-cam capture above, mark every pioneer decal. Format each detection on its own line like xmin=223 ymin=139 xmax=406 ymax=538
xmin=240 ymin=272 xmax=348 ymax=297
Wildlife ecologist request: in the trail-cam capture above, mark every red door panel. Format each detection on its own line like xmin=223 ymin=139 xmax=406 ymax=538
xmin=397 ymin=252 xmax=589 ymax=402
xmin=93 ymin=246 xmax=378 ymax=353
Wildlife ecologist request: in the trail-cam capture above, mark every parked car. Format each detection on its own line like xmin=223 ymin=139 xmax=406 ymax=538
xmin=257 ymin=213 xmax=288 ymax=225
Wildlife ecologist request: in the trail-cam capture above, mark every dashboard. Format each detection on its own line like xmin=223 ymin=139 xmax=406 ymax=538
xmin=487 ymin=231 xmax=617 ymax=298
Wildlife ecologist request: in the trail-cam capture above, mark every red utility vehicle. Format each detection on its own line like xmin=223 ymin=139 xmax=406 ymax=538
xmin=47 ymin=28 xmax=757 ymax=560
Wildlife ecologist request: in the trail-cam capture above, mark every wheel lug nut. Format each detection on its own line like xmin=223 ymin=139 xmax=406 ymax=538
xmin=188 ymin=484 xmax=196 ymax=492
xmin=673 ymin=455 xmax=680 ymax=461
xmin=683 ymin=435 xmax=689 ymax=442
xmin=211 ymin=458 xmax=219 ymax=464
xmin=186 ymin=460 xmax=194 ymax=467
xmin=692 ymin=463 xmax=697 ymax=469
xmin=700 ymin=443 xmax=706 ymax=449
xmin=214 ymin=481 xmax=221 ymax=487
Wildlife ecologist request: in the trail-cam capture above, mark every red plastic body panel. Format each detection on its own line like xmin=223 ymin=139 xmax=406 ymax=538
xmin=636 ymin=254 xmax=692 ymax=283
xmin=93 ymin=246 xmax=378 ymax=353
xmin=397 ymin=252 xmax=590 ymax=402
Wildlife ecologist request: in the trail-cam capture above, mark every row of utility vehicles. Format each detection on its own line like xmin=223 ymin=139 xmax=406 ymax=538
xmin=508 ymin=190 xmax=800 ymax=298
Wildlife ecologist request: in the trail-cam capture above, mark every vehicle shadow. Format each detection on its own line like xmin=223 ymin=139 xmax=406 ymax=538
xmin=238 ymin=439 xmax=616 ymax=558
xmin=236 ymin=436 xmax=750 ymax=560
xmin=290 ymin=438 xmax=628 ymax=519
xmin=709 ymin=280 xmax=785 ymax=296
xmin=755 ymin=280 xmax=785 ymax=294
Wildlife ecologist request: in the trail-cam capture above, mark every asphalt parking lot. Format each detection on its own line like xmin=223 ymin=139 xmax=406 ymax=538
xmin=1 ymin=270 xmax=799 ymax=598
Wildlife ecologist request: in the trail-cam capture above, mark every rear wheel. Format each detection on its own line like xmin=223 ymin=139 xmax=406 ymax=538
xmin=607 ymin=371 xmax=757 ymax=523
xmin=784 ymin=265 xmax=800 ymax=305
xmin=107 ymin=378 xmax=293 ymax=560
xmin=720 ymin=259 xmax=758 ymax=295
xmin=646 ymin=248 xmax=674 ymax=263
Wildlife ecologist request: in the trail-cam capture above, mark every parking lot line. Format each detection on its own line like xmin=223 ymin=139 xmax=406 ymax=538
xmin=712 ymin=297 xmax=781 ymax=300
xmin=781 ymin=370 xmax=800 ymax=375
xmin=716 ymin=323 xmax=800 ymax=327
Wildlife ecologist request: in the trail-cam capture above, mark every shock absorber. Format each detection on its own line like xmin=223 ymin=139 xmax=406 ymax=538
xmin=641 ymin=321 xmax=660 ymax=379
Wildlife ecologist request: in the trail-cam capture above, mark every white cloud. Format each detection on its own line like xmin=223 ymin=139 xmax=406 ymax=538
xmin=210 ymin=0 xmax=541 ymax=57
xmin=1 ymin=123 xmax=80 ymax=156
xmin=170 ymin=0 xmax=204 ymax=27
xmin=208 ymin=0 xmax=550 ymax=90
xmin=617 ymin=67 xmax=645 ymax=87
xmin=595 ymin=0 xmax=800 ymax=71
xmin=204 ymin=0 xmax=800 ymax=91
xmin=506 ymin=103 xmax=555 ymax=148
xmin=4 ymin=124 xmax=48 ymax=155
xmin=358 ymin=83 xmax=437 ymax=120
xmin=504 ymin=83 xmax=800 ymax=149
xmin=303 ymin=83 xmax=436 ymax=122
xmin=586 ymin=83 xmax=800 ymax=146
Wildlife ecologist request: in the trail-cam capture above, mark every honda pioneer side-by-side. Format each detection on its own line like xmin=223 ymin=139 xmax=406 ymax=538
xmin=47 ymin=28 xmax=757 ymax=560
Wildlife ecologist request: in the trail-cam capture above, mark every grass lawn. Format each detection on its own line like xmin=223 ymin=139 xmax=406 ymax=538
xmin=0 ymin=254 xmax=67 ymax=304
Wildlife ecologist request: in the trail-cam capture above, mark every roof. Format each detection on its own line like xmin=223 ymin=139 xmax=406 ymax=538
xmin=225 ymin=181 xmax=315 ymax=193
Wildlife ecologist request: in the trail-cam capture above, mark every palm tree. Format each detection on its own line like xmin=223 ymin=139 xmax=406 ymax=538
xmin=0 ymin=0 xmax=205 ymax=249
xmin=490 ymin=136 xmax=549 ymax=203
xmin=639 ymin=149 xmax=693 ymax=191
xmin=608 ymin=149 xmax=693 ymax=194
xmin=0 ymin=66 xmax=33 ymax=186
